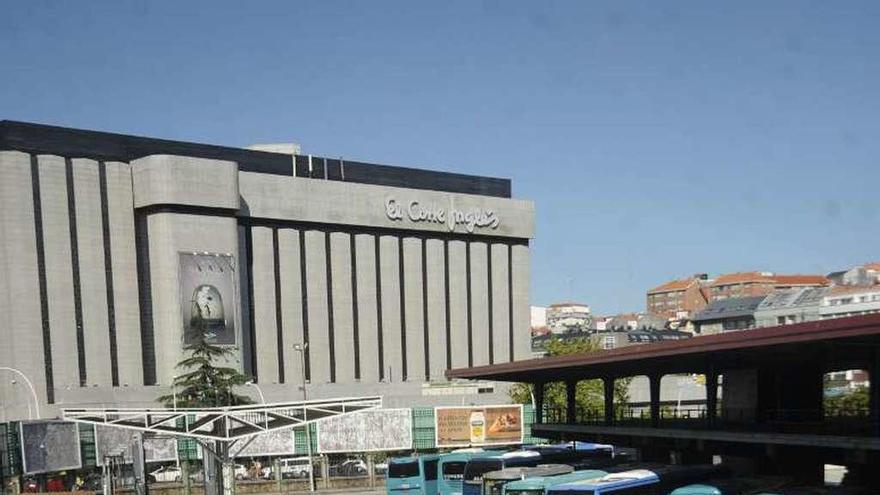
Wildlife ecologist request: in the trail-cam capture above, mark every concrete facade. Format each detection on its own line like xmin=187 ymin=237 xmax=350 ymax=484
xmin=0 ymin=122 xmax=535 ymax=420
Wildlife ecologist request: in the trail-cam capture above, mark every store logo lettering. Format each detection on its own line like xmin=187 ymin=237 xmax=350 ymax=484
xmin=385 ymin=198 xmax=500 ymax=233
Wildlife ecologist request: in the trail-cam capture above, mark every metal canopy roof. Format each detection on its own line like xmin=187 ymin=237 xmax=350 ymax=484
xmin=61 ymin=396 xmax=382 ymax=442
xmin=447 ymin=314 xmax=880 ymax=383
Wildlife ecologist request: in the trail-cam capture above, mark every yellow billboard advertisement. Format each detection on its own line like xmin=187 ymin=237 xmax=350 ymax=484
xmin=434 ymin=405 xmax=523 ymax=448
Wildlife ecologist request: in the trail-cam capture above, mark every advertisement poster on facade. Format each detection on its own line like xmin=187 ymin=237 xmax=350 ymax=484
xmin=20 ymin=421 xmax=82 ymax=474
xmin=234 ymin=428 xmax=296 ymax=457
xmin=179 ymin=253 xmax=237 ymax=345
xmin=95 ymin=426 xmax=177 ymax=465
xmin=434 ymin=405 xmax=523 ymax=448
xmin=317 ymin=409 xmax=412 ymax=453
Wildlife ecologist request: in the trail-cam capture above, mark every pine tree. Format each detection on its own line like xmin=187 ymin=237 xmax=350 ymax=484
xmin=157 ymin=305 xmax=253 ymax=408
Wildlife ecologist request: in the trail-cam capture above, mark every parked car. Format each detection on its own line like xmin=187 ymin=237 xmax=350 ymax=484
xmin=149 ymin=466 xmax=181 ymax=483
xmin=234 ymin=464 xmax=249 ymax=480
xmin=333 ymin=459 xmax=367 ymax=477
xmin=274 ymin=457 xmax=312 ymax=479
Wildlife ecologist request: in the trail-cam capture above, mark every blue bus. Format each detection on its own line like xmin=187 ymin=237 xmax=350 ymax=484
xmin=670 ymin=477 xmax=788 ymax=495
xmin=547 ymin=469 xmax=659 ymax=494
xmin=462 ymin=451 xmax=543 ymax=495
xmin=439 ymin=451 xmax=489 ymax=495
xmin=503 ymin=470 xmax=611 ymax=495
xmin=481 ymin=464 xmax=574 ymax=495
xmin=756 ymin=488 xmax=867 ymax=495
xmin=546 ymin=465 xmax=723 ymax=495
xmin=522 ymin=445 xmax=614 ymax=464
xmin=387 ymin=455 xmax=440 ymax=495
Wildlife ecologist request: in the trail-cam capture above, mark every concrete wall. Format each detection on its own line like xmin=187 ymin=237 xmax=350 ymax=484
xmin=0 ymin=150 xmax=534 ymax=420
xmin=0 ymin=151 xmax=47 ymax=421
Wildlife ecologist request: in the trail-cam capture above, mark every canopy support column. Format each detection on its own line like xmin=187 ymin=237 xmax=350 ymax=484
xmin=650 ymin=373 xmax=661 ymax=428
xmin=603 ymin=376 xmax=615 ymax=426
xmin=534 ymin=381 xmax=545 ymax=424
xmin=706 ymin=368 xmax=719 ymax=429
xmin=565 ymin=380 xmax=577 ymax=423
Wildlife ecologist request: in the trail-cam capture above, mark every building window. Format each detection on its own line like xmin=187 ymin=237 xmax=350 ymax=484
xmin=603 ymin=336 xmax=615 ymax=350
xmin=777 ymin=316 xmax=786 ymax=325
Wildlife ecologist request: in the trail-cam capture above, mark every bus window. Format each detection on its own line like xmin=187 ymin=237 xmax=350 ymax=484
xmin=464 ymin=459 xmax=503 ymax=483
xmin=389 ymin=460 xmax=420 ymax=479
xmin=442 ymin=461 xmax=466 ymax=481
xmin=424 ymin=459 xmax=438 ymax=481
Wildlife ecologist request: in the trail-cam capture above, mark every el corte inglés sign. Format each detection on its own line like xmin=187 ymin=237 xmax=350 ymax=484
xmin=385 ymin=198 xmax=500 ymax=233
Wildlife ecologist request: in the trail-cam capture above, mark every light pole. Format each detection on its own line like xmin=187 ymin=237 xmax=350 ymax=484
xmin=1 ymin=367 xmax=40 ymax=419
xmin=245 ymin=381 xmax=269 ymax=431
xmin=172 ymin=375 xmax=179 ymax=411
xmin=245 ymin=381 xmax=266 ymax=403
xmin=293 ymin=343 xmax=314 ymax=492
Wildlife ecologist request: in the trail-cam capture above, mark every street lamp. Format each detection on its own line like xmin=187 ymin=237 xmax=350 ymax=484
xmin=293 ymin=343 xmax=314 ymax=492
xmin=245 ymin=381 xmax=268 ymax=431
xmin=1 ymin=367 xmax=40 ymax=419
xmin=171 ymin=375 xmax=180 ymax=411
xmin=245 ymin=381 xmax=266 ymax=403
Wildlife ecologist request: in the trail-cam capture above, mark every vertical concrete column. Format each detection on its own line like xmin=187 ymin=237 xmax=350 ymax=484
xmin=872 ymin=351 xmax=880 ymax=437
xmin=706 ymin=369 xmax=719 ymax=428
xmin=320 ymin=455 xmax=330 ymax=489
xmin=534 ymin=382 xmax=545 ymax=424
xmin=649 ymin=373 xmax=661 ymax=428
xmin=566 ymin=380 xmax=577 ymax=423
xmin=604 ymin=376 xmax=615 ymax=426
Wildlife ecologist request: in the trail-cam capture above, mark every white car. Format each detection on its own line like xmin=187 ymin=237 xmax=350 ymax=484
xmin=149 ymin=466 xmax=181 ymax=483
xmin=278 ymin=457 xmax=312 ymax=479
xmin=234 ymin=464 xmax=248 ymax=480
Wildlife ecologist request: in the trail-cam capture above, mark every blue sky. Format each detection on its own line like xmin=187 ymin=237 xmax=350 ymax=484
xmin=2 ymin=1 xmax=878 ymax=314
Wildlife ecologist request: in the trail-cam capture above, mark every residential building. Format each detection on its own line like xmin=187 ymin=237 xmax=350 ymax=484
xmin=754 ymin=287 xmax=828 ymax=328
xmin=589 ymin=328 xmax=691 ymax=350
xmin=545 ymin=302 xmax=592 ymax=334
xmin=827 ymin=262 xmax=880 ymax=286
xmin=605 ymin=312 xmax=667 ymax=331
xmin=819 ymin=285 xmax=880 ymax=320
xmin=646 ymin=274 xmax=710 ymax=319
xmin=692 ymin=295 xmax=766 ymax=334
xmin=708 ymin=271 xmax=827 ymax=301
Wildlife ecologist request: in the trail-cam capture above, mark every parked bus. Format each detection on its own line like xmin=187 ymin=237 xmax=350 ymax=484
xmin=670 ymin=477 xmax=788 ymax=495
xmin=546 ymin=465 xmax=724 ymax=495
xmin=439 ymin=451 xmax=489 ymax=495
xmin=523 ymin=445 xmax=614 ymax=463
xmin=481 ymin=464 xmax=573 ymax=495
xmin=387 ymin=455 xmax=440 ymax=495
xmin=463 ymin=451 xmax=543 ymax=495
xmin=503 ymin=470 xmax=610 ymax=495
xmin=756 ymin=488 xmax=868 ymax=495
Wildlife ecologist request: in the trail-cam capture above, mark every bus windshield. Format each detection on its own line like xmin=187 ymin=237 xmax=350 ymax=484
xmin=463 ymin=459 xmax=503 ymax=483
xmin=442 ymin=461 xmax=467 ymax=480
xmin=388 ymin=461 xmax=420 ymax=479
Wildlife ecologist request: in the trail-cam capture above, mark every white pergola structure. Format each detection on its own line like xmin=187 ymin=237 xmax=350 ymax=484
xmin=61 ymin=396 xmax=383 ymax=495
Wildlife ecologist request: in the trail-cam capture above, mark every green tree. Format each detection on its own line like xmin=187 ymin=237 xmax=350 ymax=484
xmin=509 ymin=337 xmax=631 ymax=419
xmin=823 ymin=386 xmax=869 ymax=417
xmin=157 ymin=306 xmax=253 ymax=408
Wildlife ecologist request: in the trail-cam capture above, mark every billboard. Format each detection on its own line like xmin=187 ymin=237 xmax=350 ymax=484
xmin=179 ymin=253 xmax=237 ymax=345
xmin=20 ymin=421 xmax=81 ymax=474
xmin=95 ymin=427 xmax=178 ymax=465
xmin=234 ymin=428 xmax=296 ymax=458
xmin=317 ymin=409 xmax=412 ymax=453
xmin=435 ymin=405 xmax=523 ymax=448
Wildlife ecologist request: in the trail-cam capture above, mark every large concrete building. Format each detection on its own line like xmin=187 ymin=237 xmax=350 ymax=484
xmin=0 ymin=121 xmax=535 ymax=421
